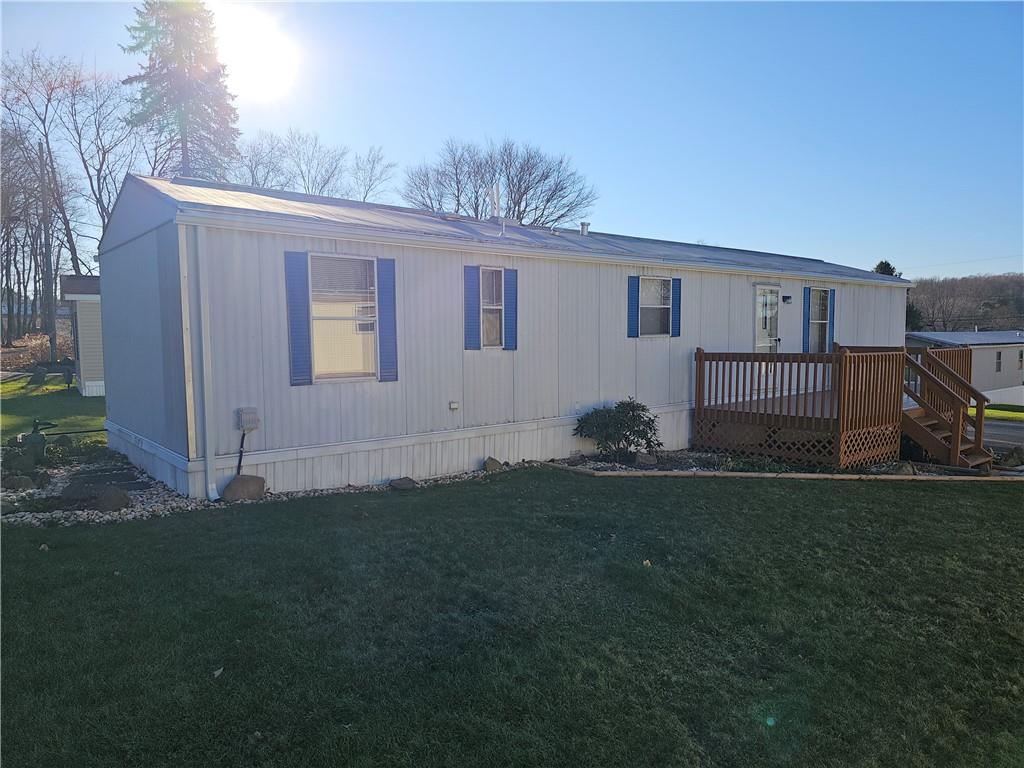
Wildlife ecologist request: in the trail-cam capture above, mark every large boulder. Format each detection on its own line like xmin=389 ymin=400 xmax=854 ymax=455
xmin=222 ymin=474 xmax=266 ymax=502
xmin=61 ymin=479 xmax=98 ymax=503
xmin=389 ymin=476 xmax=417 ymax=491
xmin=94 ymin=486 xmax=131 ymax=512
xmin=7 ymin=452 xmax=36 ymax=474
xmin=1000 ymin=446 xmax=1024 ymax=468
xmin=5 ymin=475 xmax=35 ymax=491
xmin=483 ymin=456 xmax=504 ymax=472
xmin=634 ymin=452 xmax=658 ymax=467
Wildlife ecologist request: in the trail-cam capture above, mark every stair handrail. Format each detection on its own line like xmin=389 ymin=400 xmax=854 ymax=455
xmin=921 ymin=349 xmax=988 ymax=453
xmin=904 ymin=353 xmax=969 ymax=465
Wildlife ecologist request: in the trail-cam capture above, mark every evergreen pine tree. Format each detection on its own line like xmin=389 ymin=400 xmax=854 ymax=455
xmin=123 ymin=0 xmax=239 ymax=179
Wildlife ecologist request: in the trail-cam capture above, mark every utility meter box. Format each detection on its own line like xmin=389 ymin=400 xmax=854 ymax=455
xmin=236 ymin=407 xmax=260 ymax=433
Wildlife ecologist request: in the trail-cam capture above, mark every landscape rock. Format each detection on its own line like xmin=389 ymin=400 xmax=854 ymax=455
xmin=7 ymin=452 xmax=36 ymax=474
xmin=891 ymin=461 xmax=917 ymax=476
xmin=389 ymin=476 xmax=417 ymax=490
xmin=6 ymin=435 xmax=22 ymax=449
xmin=483 ymin=456 xmax=504 ymax=472
xmin=5 ymin=475 xmax=35 ymax=491
xmin=221 ymin=474 xmax=266 ymax=502
xmin=94 ymin=486 xmax=131 ymax=512
xmin=53 ymin=434 xmax=73 ymax=448
xmin=1000 ymin=446 xmax=1024 ymax=468
xmin=634 ymin=452 xmax=658 ymax=467
xmin=61 ymin=479 xmax=99 ymax=502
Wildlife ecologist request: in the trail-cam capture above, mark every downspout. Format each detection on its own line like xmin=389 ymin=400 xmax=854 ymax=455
xmin=195 ymin=227 xmax=220 ymax=500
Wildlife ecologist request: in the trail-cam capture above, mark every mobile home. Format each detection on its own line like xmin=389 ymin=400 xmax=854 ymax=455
xmin=60 ymin=274 xmax=104 ymax=396
xmin=100 ymin=175 xmax=910 ymax=498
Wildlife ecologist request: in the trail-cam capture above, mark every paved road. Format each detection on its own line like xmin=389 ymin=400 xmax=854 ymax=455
xmin=981 ymin=419 xmax=1023 ymax=450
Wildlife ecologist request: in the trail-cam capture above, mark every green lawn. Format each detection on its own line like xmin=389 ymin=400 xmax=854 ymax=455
xmin=0 ymin=377 xmax=107 ymax=442
xmin=2 ymin=469 xmax=1022 ymax=767
xmin=972 ymin=403 xmax=1024 ymax=423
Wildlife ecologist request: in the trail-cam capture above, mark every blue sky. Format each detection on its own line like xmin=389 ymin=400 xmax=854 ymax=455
xmin=4 ymin=1 xmax=1022 ymax=279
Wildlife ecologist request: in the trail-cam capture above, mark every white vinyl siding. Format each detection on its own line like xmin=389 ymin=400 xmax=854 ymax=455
xmin=310 ymin=255 xmax=377 ymax=379
xmin=481 ymin=267 xmax=503 ymax=348
xmin=639 ymin=277 xmax=670 ymax=336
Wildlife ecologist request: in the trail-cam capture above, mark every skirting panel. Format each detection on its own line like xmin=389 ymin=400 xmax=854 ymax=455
xmin=78 ymin=379 xmax=105 ymax=397
xmin=110 ymin=407 xmax=693 ymax=498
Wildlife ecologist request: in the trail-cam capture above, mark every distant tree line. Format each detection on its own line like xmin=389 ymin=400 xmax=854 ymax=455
xmin=1 ymin=1 xmax=600 ymax=356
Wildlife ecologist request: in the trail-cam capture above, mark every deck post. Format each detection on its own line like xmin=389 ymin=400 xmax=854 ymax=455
xmin=835 ymin=347 xmax=851 ymax=466
xmin=694 ymin=348 xmax=705 ymax=420
xmin=952 ymin=404 xmax=964 ymax=466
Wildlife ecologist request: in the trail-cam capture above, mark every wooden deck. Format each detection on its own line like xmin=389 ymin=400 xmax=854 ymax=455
xmin=693 ymin=349 xmax=904 ymax=467
xmin=693 ymin=346 xmax=991 ymax=469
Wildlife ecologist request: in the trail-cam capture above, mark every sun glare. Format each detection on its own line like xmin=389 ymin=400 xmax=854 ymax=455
xmin=211 ymin=2 xmax=300 ymax=104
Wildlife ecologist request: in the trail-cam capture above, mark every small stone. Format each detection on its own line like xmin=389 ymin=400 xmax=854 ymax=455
xmin=38 ymin=543 xmax=48 ymax=551
xmin=5 ymin=475 xmax=35 ymax=491
xmin=95 ymin=486 xmax=131 ymax=512
xmin=483 ymin=457 xmax=504 ymax=472
xmin=6 ymin=435 xmax=22 ymax=449
xmin=891 ymin=461 xmax=916 ymax=476
xmin=643 ymin=559 xmax=652 ymax=567
xmin=389 ymin=476 xmax=417 ymax=490
xmin=634 ymin=452 xmax=658 ymax=467
xmin=53 ymin=434 xmax=73 ymax=448
xmin=221 ymin=474 xmax=266 ymax=502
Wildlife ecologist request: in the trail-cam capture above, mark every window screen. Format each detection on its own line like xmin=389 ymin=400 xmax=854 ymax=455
xmin=481 ymin=267 xmax=503 ymax=347
xmin=639 ymin=277 xmax=671 ymax=335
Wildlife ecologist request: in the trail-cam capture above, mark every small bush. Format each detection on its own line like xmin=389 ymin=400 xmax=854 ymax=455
xmin=573 ymin=398 xmax=662 ymax=461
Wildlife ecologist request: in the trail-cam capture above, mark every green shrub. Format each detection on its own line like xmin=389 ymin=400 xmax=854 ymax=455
xmin=573 ymin=398 xmax=662 ymax=461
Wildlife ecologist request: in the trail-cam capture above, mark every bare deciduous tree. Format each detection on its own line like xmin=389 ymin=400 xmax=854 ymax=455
xmin=911 ymin=274 xmax=1024 ymax=331
xmin=231 ymin=130 xmax=292 ymax=189
xmin=350 ymin=146 xmax=396 ymax=202
xmin=282 ymin=128 xmax=348 ymax=197
xmin=401 ymin=138 xmax=597 ymax=228
xmin=59 ymin=72 xmax=139 ymax=231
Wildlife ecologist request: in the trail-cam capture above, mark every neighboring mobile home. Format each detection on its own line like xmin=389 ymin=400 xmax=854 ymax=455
xmin=100 ymin=175 xmax=909 ymax=498
xmin=906 ymin=330 xmax=1024 ymax=405
xmin=60 ymin=274 xmax=104 ymax=396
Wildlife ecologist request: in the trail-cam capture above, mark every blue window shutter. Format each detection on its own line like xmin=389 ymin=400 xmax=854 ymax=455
xmin=377 ymin=258 xmax=398 ymax=381
xmin=284 ymin=251 xmax=312 ymax=385
xmin=503 ymin=268 xmax=518 ymax=350
xmin=627 ymin=276 xmax=640 ymax=338
xmin=801 ymin=286 xmax=811 ymax=353
xmin=464 ymin=265 xmax=480 ymax=350
xmin=827 ymin=288 xmax=836 ymax=352
xmin=670 ymin=278 xmax=681 ymax=337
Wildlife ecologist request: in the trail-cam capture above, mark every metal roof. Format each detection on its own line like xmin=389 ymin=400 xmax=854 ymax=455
xmin=906 ymin=330 xmax=1024 ymax=347
xmin=130 ymin=174 xmax=910 ymax=286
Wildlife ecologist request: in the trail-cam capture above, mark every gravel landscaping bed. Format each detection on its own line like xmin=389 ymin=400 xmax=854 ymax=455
xmin=1 ymin=454 xmax=521 ymax=528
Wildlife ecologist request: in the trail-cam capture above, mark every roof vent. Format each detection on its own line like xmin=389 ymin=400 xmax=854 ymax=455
xmin=580 ymin=221 xmax=590 ymax=236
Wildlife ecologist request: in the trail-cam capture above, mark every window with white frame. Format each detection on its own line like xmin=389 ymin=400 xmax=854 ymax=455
xmin=639 ymin=277 xmax=671 ymax=335
xmin=808 ymin=288 xmax=830 ymax=353
xmin=310 ymin=255 xmax=377 ymax=379
xmin=481 ymin=267 xmax=503 ymax=347
xmin=995 ymin=350 xmax=1002 ymax=372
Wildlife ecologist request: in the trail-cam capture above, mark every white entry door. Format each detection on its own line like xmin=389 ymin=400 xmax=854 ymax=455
xmin=755 ymin=287 xmax=780 ymax=354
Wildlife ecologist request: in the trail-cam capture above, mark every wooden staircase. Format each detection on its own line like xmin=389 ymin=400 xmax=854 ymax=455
xmin=902 ymin=350 xmax=994 ymax=470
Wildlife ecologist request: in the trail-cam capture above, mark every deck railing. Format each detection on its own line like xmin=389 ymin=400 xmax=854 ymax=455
xmin=835 ymin=349 xmax=905 ymax=434
xmin=694 ymin=349 xmax=840 ymax=431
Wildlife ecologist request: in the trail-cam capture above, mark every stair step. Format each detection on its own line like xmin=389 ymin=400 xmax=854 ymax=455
xmin=915 ymin=416 xmax=939 ymax=427
xmin=962 ymin=452 xmax=994 ymax=468
xmin=930 ymin=428 xmax=952 ymax=440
